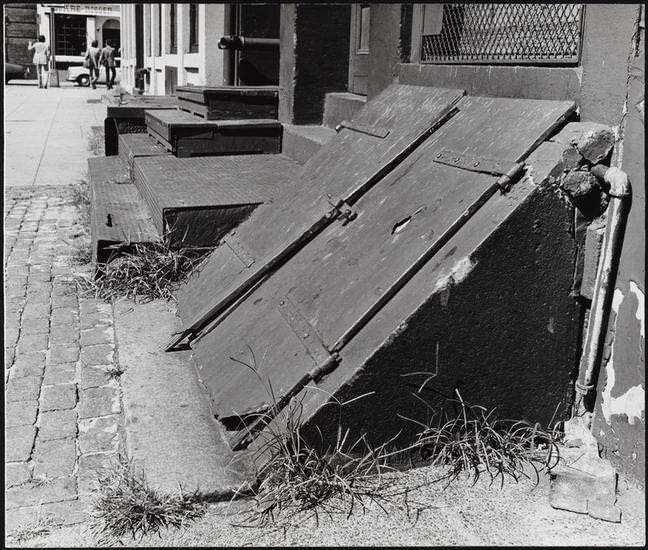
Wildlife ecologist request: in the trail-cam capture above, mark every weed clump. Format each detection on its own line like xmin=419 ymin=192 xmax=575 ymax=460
xmin=76 ymin=242 xmax=211 ymax=302
xmin=228 ymin=350 xmax=400 ymax=529
xmin=86 ymin=126 xmax=105 ymax=156
xmin=91 ymin=458 xmax=205 ymax=543
xmin=409 ymin=390 xmax=560 ymax=487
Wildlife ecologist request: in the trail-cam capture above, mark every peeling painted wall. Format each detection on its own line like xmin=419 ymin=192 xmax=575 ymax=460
xmin=592 ymin=5 xmax=645 ymax=486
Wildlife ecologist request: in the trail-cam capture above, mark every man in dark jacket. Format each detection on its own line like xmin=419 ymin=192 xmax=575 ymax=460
xmin=100 ymin=40 xmax=117 ymax=89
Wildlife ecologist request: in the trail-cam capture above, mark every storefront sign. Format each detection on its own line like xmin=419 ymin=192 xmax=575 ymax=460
xmin=56 ymin=4 xmax=119 ymax=17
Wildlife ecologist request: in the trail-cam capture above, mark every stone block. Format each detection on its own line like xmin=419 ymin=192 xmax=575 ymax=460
xmin=17 ymin=332 xmax=49 ymax=354
xmin=562 ymin=169 xmax=601 ymax=198
xmin=80 ymin=344 xmax=114 ymax=366
xmin=5 ymin=425 xmax=37 ymax=461
xmin=5 ymin=400 xmax=39 ymax=427
xmin=550 ymin=446 xmax=620 ymax=523
xmin=5 ymin=462 xmax=32 ymax=488
xmin=78 ymin=415 xmax=121 ymax=454
xmin=12 ymin=352 xmax=46 ymax=378
xmin=38 ymin=409 xmax=78 ymax=441
xmin=48 ymin=327 xmax=79 ymax=345
xmin=80 ymin=326 xmax=114 ymax=347
xmin=4 ymin=506 xmax=38 ymax=534
xmin=47 ymin=344 xmax=80 ymax=365
xmin=20 ymin=317 xmax=50 ymax=335
xmin=6 ymin=375 xmax=42 ymax=402
xmin=576 ymin=126 xmax=615 ymax=165
xmin=78 ymin=452 xmax=118 ymax=494
xmin=80 ymin=365 xmax=112 ymax=389
xmin=40 ymin=383 xmax=78 ymax=411
xmin=32 ymin=438 xmax=77 ymax=478
xmin=39 ymin=498 xmax=88 ymax=526
xmin=43 ymin=362 xmax=77 ymax=385
xmin=5 ymin=476 xmax=77 ymax=509
xmin=5 ymin=346 xmax=16 ymax=369
xmin=78 ymin=385 xmax=121 ymax=418
xmin=21 ymin=303 xmax=51 ymax=321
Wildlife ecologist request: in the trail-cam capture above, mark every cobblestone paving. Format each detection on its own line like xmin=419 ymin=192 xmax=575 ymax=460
xmin=4 ymin=185 xmax=123 ymax=533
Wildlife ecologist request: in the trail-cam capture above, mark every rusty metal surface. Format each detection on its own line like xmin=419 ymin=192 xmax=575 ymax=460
xmin=177 ymin=84 xmax=465 ymax=331
xmin=191 ymin=94 xmax=575 ymax=421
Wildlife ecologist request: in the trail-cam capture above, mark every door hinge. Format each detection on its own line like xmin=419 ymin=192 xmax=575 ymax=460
xmin=335 ymin=120 xmax=390 ymax=139
xmin=433 ymin=149 xmax=525 ymax=191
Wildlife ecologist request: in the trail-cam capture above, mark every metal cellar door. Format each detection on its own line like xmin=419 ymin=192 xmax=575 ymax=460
xmin=170 ymin=85 xmax=465 ymax=350
xmin=190 ymin=95 xmax=575 ymax=446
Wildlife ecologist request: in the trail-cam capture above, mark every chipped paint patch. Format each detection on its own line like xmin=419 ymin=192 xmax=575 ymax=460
xmin=432 ymin=257 xmax=476 ymax=295
xmin=601 ymin=286 xmax=646 ymax=425
xmin=628 ymin=281 xmax=645 ymax=338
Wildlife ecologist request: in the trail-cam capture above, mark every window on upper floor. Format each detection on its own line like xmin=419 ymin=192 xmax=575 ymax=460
xmin=169 ymin=4 xmax=177 ymax=54
xmin=189 ymin=4 xmax=199 ymax=53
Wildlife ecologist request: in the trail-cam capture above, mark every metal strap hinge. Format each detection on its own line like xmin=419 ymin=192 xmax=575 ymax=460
xmin=223 ymin=234 xmax=255 ymax=268
xmin=335 ymin=120 xmax=390 ymax=139
xmin=433 ymin=149 xmax=525 ymax=192
xmin=327 ymin=194 xmax=357 ymax=225
xmin=277 ymin=296 xmax=335 ymax=375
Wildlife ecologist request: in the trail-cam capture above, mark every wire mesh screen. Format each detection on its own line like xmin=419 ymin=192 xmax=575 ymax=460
xmin=421 ymin=4 xmax=584 ymax=64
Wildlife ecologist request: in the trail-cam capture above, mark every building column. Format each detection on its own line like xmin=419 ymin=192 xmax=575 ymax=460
xmin=279 ymin=4 xmax=351 ymax=124
xmin=201 ymin=4 xmax=225 ymax=86
xmin=86 ymin=16 xmax=96 ymax=46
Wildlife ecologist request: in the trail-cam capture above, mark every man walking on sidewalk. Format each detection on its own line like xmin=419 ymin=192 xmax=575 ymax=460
xmin=85 ymin=39 xmax=102 ymax=89
xmin=100 ymin=40 xmax=117 ymax=90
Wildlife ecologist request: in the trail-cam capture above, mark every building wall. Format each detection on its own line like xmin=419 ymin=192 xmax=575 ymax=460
xmin=375 ymin=3 xmax=645 ymax=486
xmin=591 ymin=5 xmax=645 ymax=487
xmin=120 ymin=3 xmax=226 ymax=95
xmin=36 ymin=3 xmax=120 ymax=62
xmin=4 ymin=3 xmax=38 ymax=71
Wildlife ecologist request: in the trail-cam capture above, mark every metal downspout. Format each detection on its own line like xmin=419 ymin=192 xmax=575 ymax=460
xmin=572 ymin=165 xmax=632 ymax=423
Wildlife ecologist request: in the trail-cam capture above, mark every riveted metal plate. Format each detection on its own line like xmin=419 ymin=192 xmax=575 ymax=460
xmin=223 ymin=234 xmax=255 ymax=268
xmin=433 ymin=149 xmax=512 ymax=175
xmin=277 ymin=296 xmax=331 ymax=367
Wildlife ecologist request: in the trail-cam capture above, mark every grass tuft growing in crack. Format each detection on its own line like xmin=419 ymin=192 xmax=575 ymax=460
xmin=106 ymin=364 xmax=127 ymax=380
xmin=227 ymin=348 xmax=403 ymax=530
xmin=90 ymin=457 xmax=206 ymax=543
xmin=75 ymin=242 xmax=212 ymax=303
xmin=86 ymin=126 xmax=105 ymax=157
xmin=404 ymin=389 xmax=560 ymax=487
xmin=6 ymin=517 xmax=62 ymax=544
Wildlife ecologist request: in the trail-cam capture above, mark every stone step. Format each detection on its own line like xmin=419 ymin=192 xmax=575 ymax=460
xmin=87 ymin=156 xmax=159 ymax=264
xmin=117 ymin=133 xmax=171 ymax=180
xmin=281 ymin=124 xmax=337 ymax=164
xmin=144 ymin=109 xmax=282 ymax=158
xmin=322 ymin=92 xmax=367 ymax=129
xmin=132 ymin=154 xmax=302 ymax=248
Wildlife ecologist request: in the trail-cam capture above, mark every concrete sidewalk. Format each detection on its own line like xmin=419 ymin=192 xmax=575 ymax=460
xmin=4 ymin=82 xmax=106 ymax=188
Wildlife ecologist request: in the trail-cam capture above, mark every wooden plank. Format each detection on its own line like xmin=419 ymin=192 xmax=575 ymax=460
xmin=187 ymin=94 xmax=576 ymax=420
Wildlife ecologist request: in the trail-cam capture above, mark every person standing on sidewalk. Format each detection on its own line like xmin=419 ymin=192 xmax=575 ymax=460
xmin=84 ymin=40 xmax=102 ymax=89
xmin=100 ymin=40 xmax=117 ymax=90
xmin=27 ymin=35 xmax=50 ymax=89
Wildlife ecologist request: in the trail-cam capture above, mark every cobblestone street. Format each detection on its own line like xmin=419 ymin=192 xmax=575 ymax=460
xmin=4 ymin=184 xmax=123 ymax=534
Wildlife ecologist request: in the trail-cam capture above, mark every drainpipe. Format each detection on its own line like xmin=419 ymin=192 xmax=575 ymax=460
xmin=572 ymin=165 xmax=632 ymax=423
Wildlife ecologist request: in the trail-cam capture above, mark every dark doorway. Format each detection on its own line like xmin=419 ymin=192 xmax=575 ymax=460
xmin=103 ymin=27 xmax=120 ymax=50
xmin=229 ymin=4 xmax=280 ymax=86
xmin=165 ymin=65 xmax=177 ymax=95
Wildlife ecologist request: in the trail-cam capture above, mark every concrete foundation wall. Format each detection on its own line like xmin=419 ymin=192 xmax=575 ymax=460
xmin=278 ymin=3 xmax=350 ymax=124
xmin=300 ymin=177 xmax=579 ymax=450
